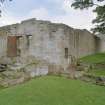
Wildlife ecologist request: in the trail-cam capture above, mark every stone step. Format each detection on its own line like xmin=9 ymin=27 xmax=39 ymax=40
xmin=0 ymin=64 xmax=7 ymax=72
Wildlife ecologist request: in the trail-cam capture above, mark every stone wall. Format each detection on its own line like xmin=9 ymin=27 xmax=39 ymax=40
xmin=71 ymin=29 xmax=96 ymax=58
xmin=0 ymin=18 xmax=103 ymax=72
xmin=95 ymin=37 xmax=105 ymax=53
xmin=0 ymin=30 xmax=7 ymax=61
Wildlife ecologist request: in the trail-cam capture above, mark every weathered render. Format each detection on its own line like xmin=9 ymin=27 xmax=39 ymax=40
xmin=0 ymin=18 xmax=104 ymax=75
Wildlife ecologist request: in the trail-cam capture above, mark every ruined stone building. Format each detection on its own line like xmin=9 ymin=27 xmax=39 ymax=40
xmin=0 ymin=18 xmax=105 ymax=74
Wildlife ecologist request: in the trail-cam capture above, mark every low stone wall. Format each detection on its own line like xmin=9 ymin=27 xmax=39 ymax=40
xmin=48 ymin=64 xmax=64 ymax=75
xmin=80 ymin=74 xmax=105 ymax=86
xmin=24 ymin=63 xmax=48 ymax=78
xmin=0 ymin=57 xmax=50 ymax=87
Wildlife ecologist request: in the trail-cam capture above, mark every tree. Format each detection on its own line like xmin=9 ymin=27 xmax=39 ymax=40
xmin=0 ymin=0 xmax=12 ymax=16
xmin=71 ymin=0 xmax=105 ymax=34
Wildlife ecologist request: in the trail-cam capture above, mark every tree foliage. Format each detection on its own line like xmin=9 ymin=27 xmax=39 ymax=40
xmin=0 ymin=0 xmax=12 ymax=4
xmin=0 ymin=0 xmax=12 ymax=16
xmin=71 ymin=0 xmax=105 ymax=34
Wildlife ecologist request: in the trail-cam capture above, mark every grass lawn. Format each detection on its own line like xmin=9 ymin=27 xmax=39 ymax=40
xmin=79 ymin=53 xmax=105 ymax=64
xmin=0 ymin=76 xmax=105 ymax=105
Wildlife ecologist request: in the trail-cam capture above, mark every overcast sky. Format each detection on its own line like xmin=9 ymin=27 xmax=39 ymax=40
xmin=0 ymin=0 xmax=96 ymax=30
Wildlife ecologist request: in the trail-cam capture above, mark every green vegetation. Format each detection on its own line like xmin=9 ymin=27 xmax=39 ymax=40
xmin=0 ymin=76 xmax=105 ymax=105
xmin=71 ymin=0 xmax=105 ymax=34
xmin=80 ymin=53 xmax=105 ymax=64
xmin=88 ymin=69 xmax=105 ymax=77
xmin=80 ymin=53 xmax=105 ymax=77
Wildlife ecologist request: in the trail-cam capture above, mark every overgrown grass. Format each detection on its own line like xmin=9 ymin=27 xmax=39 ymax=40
xmin=88 ymin=69 xmax=105 ymax=77
xmin=0 ymin=76 xmax=105 ymax=105
xmin=79 ymin=53 xmax=105 ymax=77
xmin=80 ymin=53 xmax=105 ymax=64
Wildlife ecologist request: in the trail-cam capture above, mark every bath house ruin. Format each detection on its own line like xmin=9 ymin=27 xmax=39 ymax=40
xmin=0 ymin=18 xmax=105 ymax=76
